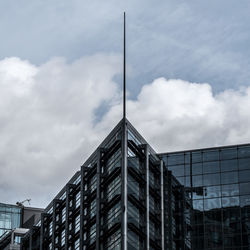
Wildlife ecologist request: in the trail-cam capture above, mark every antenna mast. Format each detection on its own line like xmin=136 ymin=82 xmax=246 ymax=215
xmin=123 ymin=12 xmax=126 ymax=119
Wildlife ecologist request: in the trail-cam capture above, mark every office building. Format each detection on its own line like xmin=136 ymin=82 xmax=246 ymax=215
xmin=19 ymin=118 xmax=250 ymax=249
xmin=0 ymin=203 xmax=43 ymax=249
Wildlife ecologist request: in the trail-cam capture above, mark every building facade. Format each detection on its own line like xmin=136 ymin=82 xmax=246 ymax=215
xmin=20 ymin=118 xmax=250 ymax=250
xmin=0 ymin=203 xmax=43 ymax=249
xmin=0 ymin=203 xmax=22 ymax=238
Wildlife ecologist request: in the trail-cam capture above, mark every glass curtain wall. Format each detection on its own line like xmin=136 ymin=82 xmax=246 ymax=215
xmin=0 ymin=203 xmax=21 ymax=238
xmin=161 ymin=144 xmax=250 ymax=250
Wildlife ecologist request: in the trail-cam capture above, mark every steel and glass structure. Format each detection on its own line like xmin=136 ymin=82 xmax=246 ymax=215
xmin=160 ymin=143 xmax=250 ymax=249
xmin=20 ymin=118 xmax=250 ymax=250
xmin=0 ymin=203 xmax=22 ymax=238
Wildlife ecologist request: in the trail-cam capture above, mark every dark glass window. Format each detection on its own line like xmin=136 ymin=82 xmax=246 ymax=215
xmin=168 ymin=153 xmax=184 ymax=165
xmin=222 ymin=196 xmax=239 ymax=207
xmin=239 ymin=158 xmax=250 ymax=170
xmin=222 ymin=184 xmax=239 ymax=197
xmin=192 ymin=175 xmax=203 ymax=187
xmin=203 ymin=161 xmax=220 ymax=174
xmin=193 ymin=199 xmax=203 ymax=211
xmin=192 ymin=151 xmax=202 ymax=163
xmin=220 ymin=148 xmax=237 ymax=160
xmin=223 ymin=207 xmax=241 ymax=226
xmin=192 ymin=163 xmax=202 ymax=175
xmin=238 ymin=146 xmax=250 ymax=158
xmin=203 ymin=150 xmax=219 ymax=162
xmin=240 ymin=195 xmax=250 ymax=207
xmin=239 ymin=170 xmax=250 ymax=183
xmin=185 ymin=176 xmax=191 ymax=187
xmin=221 ymin=159 xmax=238 ymax=172
xmin=168 ymin=164 xmax=184 ymax=177
xmin=205 ymin=185 xmax=221 ymax=199
xmin=203 ymin=173 xmax=220 ymax=186
xmin=185 ymin=164 xmax=190 ymax=176
xmin=221 ymin=171 xmax=238 ymax=185
xmin=185 ymin=153 xmax=190 ymax=164
xmin=175 ymin=176 xmax=185 ymax=186
xmin=204 ymin=198 xmax=222 ymax=210
xmin=204 ymin=210 xmax=221 ymax=224
xmin=240 ymin=182 xmax=250 ymax=195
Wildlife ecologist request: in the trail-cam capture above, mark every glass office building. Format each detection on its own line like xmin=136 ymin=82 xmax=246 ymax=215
xmin=0 ymin=203 xmax=22 ymax=238
xmin=20 ymin=118 xmax=250 ymax=250
xmin=160 ymin=144 xmax=250 ymax=249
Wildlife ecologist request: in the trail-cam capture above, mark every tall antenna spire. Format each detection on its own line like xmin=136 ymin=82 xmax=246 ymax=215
xmin=123 ymin=12 xmax=126 ymax=119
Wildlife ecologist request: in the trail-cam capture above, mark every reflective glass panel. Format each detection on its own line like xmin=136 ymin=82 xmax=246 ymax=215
xmin=204 ymin=185 xmax=221 ymax=199
xmin=239 ymin=158 xmax=250 ymax=170
xmin=192 ymin=163 xmax=202 ymax=175
xmin=168 ymin=165 xmax=185 ymax=177
xmin=192 ymin=175 xmax=203 ymax=187
xmin=192 ymin=151 xmax=202 ymax=163
xmin=221 ymin=171 xmax=238 ymax=185
xmin=220 ymin=148 xmax=237 ymax=160
xmin=222 ymin=184 xmax=239 ymax=197
xmin=168 ymin=153 xmax=184 ymax=165
xmin=193 ymin=199 xmax=203 ymax=211
xmin=203 ymin=161 xmax=219 ymax=174
xmin=204 ymin=198 xmax=222 ymax=210
xmin=240 ymin=195 xmax=250 ymax=207
xmin=238 ymin=146 xmax=250 ymax=158
xmin=239 ymin=170 xmax=250 ymax=183
xmin=203 ymin=173 xmax=220 ymax=186
xmin=222 ymin=196 xmax=239 ymax=207
xmin=240 ymin=182 xmax=250 ymax=195
xmin=221 ymin=159 xmax=238 ymax=172
xmin=203 ymin=150 xmax=219 ymax=162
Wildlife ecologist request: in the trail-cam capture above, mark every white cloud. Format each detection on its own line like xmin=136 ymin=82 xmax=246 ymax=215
xmin=1 ymin=56 xmax=250 ymax=208
xmin=101 ymin=78 xmax=250 ymax=153
xmin=0 ymin=55 xmax=121 ymax=207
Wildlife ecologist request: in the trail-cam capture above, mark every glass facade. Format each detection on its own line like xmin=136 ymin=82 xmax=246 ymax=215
xmin=0 ymin=203 xmax=21 ymax=238
xmin=161 ymin=144 xmax=250 ymax=250
xmin=19 ymin=119 xmax=250 ymax=250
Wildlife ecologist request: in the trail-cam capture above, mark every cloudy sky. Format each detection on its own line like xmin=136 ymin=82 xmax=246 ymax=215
xmin=1 ymin=0 xmax=250 ymax=208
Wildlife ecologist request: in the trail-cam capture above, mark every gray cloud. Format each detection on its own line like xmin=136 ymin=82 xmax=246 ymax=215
xmin=0 ymin=0 xmax=250 ymax=94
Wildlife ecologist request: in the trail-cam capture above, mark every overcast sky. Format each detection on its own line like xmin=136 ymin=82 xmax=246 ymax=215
xmin=1 ymin=0 xmax=250 ymax=208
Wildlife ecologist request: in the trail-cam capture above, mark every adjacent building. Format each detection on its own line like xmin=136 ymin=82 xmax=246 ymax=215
xmin=14 ymin=118 xmax=250 ymax=249
xmin=0 ymin=203 xmax=43 ymax=249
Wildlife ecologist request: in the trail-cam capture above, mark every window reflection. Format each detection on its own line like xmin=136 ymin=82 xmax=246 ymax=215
xmin=221 ymin=184 xmax=239 ymax=197
xmin=240 ymin=195 xmax=250 ymax=207
xmin=238 ymin=146 xmax=250 ymax=158
xmin=192 ymin=175 xmax=203 ymax=187
xmin=203 ymin=173 xmax=220 ymax=186
xmin=222 ymin=196 xmax=239 ymax=208
xmin=193 ymin=199 xmax=203 ymax=211
xmin=239 ymin=158 xmax=250 ymax=171
xmin=204 ymin=198 xmax=222 ymax=210
xmin=221 ymin=171 xmax=238 ymax=185
xmin=240 ymin=183 xmax=250 ymax=195
xmin=239 ymin=170 xmax=250 ymax=183
xmin=220 ymin=148 xmax=237 ymax=160
xmin=203 ymin=161 xmax=219 ymax=174
xmin=205 ymin=185 xmax=221 ymax=198
xmin=221 ymin=159 xmax=237 ymax=172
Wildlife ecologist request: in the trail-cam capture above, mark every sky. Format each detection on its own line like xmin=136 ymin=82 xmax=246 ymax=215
xmin=1 ymin=0 xmax=250 ymax=208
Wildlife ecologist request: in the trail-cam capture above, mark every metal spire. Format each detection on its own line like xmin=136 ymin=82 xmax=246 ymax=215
xmin=123 ymin=12 xmax=126 ymax=119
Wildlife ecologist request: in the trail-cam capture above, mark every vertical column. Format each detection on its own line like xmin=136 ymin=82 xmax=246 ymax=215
xmin=96 ymin=149 xmax=102 ymax=250
xmin=121 ymin=119 xmax=128 ymax=250
xmin=39 ymin=214 xmax=44 ymax=250
xmin=52 ymin=201 xmax=56 ymax=249
xmin=144 ymin=145 xmax=150 ymax=250
xmin=80 ymin=166 xmax=85 ymax=250
xmin=160 ymin=160 xmax=165 ymax=250
xmin=29 ymin=229 xmax=32 ymax=250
